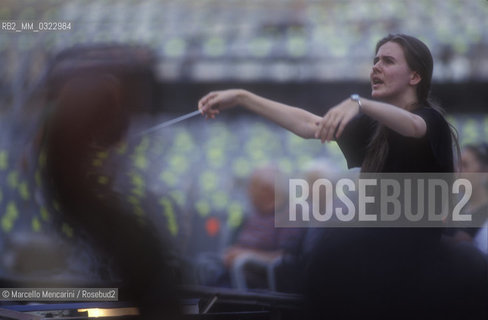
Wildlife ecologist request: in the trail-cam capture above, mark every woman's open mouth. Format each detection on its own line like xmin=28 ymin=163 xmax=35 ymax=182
xmin=372 ymin=77 xmax=384 ymax=89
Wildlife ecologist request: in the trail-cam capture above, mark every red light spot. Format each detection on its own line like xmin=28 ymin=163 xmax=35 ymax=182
xmin=205 ymin=217 xmax=220 ymax=237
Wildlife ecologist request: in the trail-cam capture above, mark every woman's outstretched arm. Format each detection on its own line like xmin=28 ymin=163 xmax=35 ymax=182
xmin=198 ymin=89 xmax=426 ymax=143
xmin=198 ymin=89 xmax=322 ymax=139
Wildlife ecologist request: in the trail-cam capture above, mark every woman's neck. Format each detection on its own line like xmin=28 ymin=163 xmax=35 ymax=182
xmin=383 ymin=88 xmax=419 ymax=111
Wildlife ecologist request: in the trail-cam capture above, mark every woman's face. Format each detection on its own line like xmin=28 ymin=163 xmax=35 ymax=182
xmin=370 ymin=41 xmax=417 ymax=103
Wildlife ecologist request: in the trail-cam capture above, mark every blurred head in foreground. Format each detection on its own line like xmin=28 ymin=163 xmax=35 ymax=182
xmin=45 ymin=74 xmax=128 ymax=203
xmin=42 ymin=72 xmax=180 ymax=319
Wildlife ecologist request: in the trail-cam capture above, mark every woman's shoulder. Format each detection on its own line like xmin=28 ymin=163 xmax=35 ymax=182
xmin=413 ymin=105 xmax=450 ymax=129
xmin=413 ymin=105 xmax=443 ymax=117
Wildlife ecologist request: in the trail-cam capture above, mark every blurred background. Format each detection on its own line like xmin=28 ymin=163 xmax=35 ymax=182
xmin=0 ymin=0 xmax=487 ymax=289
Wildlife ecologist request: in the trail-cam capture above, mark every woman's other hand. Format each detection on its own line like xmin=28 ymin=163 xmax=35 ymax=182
xmin=315 ymin=98 xmax=360 ymax=143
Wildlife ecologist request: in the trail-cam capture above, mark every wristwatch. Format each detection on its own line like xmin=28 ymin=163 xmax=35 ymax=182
xmin=350 ymin=94 xmax=362 ymax=110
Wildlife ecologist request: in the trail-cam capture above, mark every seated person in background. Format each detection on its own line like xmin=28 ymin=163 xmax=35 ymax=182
xmin=273 ymin=158 xmax=346 ymax=293
xmin=223 ymin=166 xmax=304 ymax=289
xmin=297 ymin=158 xmax=345 ymax=255
xmin=446 ymin=143 xmax=488 ymax=252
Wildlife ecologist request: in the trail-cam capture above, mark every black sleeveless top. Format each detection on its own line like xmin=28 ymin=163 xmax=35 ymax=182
xmin=337 ymin=106 xmax=454 ymax=173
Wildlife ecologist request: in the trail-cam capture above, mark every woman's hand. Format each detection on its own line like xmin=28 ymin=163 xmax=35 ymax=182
xmin=315 ymin=98 xmax=360 ymax=143
xmin=198 ymin=89 xmax=243 ymax=119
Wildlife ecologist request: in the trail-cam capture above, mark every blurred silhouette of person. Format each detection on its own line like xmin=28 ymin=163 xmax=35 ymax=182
xmin=297 ymin=158 xmax=346 ymax=252
xmin=41 ymin=73 xmax=181 ymax=319
xmin=273 ymin=158 xmax=348 ymax=293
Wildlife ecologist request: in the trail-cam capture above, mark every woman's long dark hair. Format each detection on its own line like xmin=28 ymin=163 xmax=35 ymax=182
xmin=361 ymin=34 xmax=460 ymax=172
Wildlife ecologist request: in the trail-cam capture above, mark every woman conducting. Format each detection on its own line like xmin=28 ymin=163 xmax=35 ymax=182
xmin=198 ymin=34 xmax=487 ymax=318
